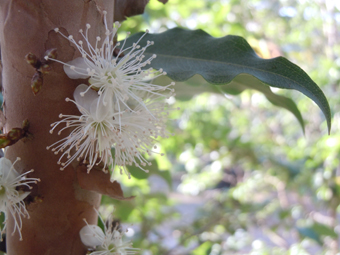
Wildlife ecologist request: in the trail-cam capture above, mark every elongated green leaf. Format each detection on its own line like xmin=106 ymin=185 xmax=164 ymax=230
xmin=125 ymin=28 xmax=331 ymax=132
xmin=297 ymin=227 xmax=322 ymax=245
xmin=192 ymin=241 xmax=213 ymax=255
xmin=311 ymin=223 xmax=338 ymax=238
xmin=127 ymin=159 xmax=172 ymax=187
xmin=219 ymin=74 xmax=305 ymax=132
xmin=155 ymin=74 xmax=305 ymax=132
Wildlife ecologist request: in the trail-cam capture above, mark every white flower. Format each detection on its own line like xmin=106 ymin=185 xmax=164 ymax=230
xmin=46 ymin=10 xmax=178 ymax=179
xmin=47 ymin=84 xmax=118 ymax=172
xmin=112 ymin=93 xmax=175 ymax=179
xmin=0 ymin=157 xmax=40 ymax=241
xmin=80 ymin=212 xmax=139 ymax=255
xmin=47 ymin=84 xmax=176 ymax=181
xmin=46 ymin=10 xmax=175 ymax=113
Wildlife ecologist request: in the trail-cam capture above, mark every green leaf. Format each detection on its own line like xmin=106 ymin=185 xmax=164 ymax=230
xmin=127 ymin=163 xmax=150 ymax=180
xmin=155 ymin=170 xmax=172 ymax=188
xmin=297 ymin=227 xmax=322 ymax=245
xmin=111 ymin=201 xmax=135 ymax=222
xmin=155 ymin=74 xmax=305 ymax=132
xmin=125 ymin=28 xmax=331 ymax=132
xmin=191 ymin=241 xmax=213 ymax=255
xmin=154 ymin=75 xmax=220 ymax=101
xmin=101 ymin=197 xmax=135 ymax=222
xmin=219 ymin=74 xmax=305 ymax=132
xmin=278 ymin=209 xmax=290 ymax=220
xmin=97 ymin=215 xmax=105 ymax=232
xmin=127 ymin=159 xmax=172 ymax=187
xmin=311 ymin=223 xmax=338 ymax=239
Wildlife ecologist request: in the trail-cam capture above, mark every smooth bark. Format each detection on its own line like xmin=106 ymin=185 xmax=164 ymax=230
xmin=0 ymin=0 xmax=114 ymax=254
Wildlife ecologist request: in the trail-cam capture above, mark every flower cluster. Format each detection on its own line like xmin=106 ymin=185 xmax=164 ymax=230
xmin=0 ymin=157 xmax=39 ymax=240
xmin=80 ymin=211 xmax=139 ymax=255
xmin=47 ymin=11 xmax=177 ymax=181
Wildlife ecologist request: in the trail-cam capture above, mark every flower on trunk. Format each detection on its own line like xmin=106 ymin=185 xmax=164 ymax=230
xmin=48 ymin=84 xmax=175 ymax=181
xmin=47 ymin=10 xmax=178 ymax=179
xmin=47 ymin=84 xmax=118 ymax=173
xmin=0 ymin=157 xmax=40 ymax=241
xmin=80 ymin=211 xmax=139 ymax=255
xmin=111 ymin=92 xmax=174 ymax=179
xmin=46 ymin=10 xmax=175 ymax=113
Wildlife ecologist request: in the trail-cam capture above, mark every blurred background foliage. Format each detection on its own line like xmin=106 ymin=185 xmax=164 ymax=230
xmin=104 ymin=0 xmax=340 ymax=254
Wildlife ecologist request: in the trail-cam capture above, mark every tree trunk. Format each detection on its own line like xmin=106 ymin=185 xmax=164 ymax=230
xmin=0 ymin=0 xmax=113 ymax=254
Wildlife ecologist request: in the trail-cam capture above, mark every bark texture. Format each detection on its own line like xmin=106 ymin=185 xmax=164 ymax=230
xmin=115 ymin=0 xmax=149 ymax=21
xmin=0 ymin=0 xmax=114 ymax=254
xmin=77 ymin=166 xmax=134 ymax=201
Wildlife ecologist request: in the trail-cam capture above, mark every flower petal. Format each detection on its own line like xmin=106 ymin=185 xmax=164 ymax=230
xmin=74 ymin=84 xmax=99 ymax=113
xmin=0 ymin=158 xmax=19 ymax=181
xmin=0 ymin=158 xmax=12 ymax=175
xmin=0 ymin=198 xmax=6 ymax=212
xmin=0 ymin=157 xmax=39 ymax=240
xmin=16 ymin=191 xmax=30 ymax=202
xmin=79 ymin=225 xmax=104 ymax=247
xmin=90 ymin=97 xmax=110 ymax=122
xmin=63 ymin=57 xmax=90 ymax=79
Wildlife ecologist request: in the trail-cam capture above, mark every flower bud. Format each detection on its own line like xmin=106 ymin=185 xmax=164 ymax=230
xmin=44 ymin=48 xmax=58 ymax=61
xmin=7 ymin=128 xmax=25 ymax=141
xmin=25 ymin=53 xmax=41 ymax=69
xmin=0 ymin=135 xmax=11 ymax=148
xmin=33 ymin=195 xmax=43 ymax=203
xmin=39 ymin=63 xmax=51 ymax=74
xmin=22 ymin=119 xmax=30 ymax=131
xmin=31 ymin=72 xmax=43 ymax=95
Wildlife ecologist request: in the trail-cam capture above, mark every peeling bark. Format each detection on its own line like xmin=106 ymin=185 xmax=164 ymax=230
xmin=114 ymin=0 xmax=149 ymax=21
xmin=77 ymin=166 xmax=134 ymax=201
xmin=0 ymin=0 xmax=114 ymax=254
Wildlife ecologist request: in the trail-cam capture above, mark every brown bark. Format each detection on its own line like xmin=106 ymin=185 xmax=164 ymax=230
xmin=77 ymin=166 xmax=134 ymax=201
xmin=115 ymin=0 xmax=149 ymax=21
xmin=0 ymin=0 xmax=115 ymax=254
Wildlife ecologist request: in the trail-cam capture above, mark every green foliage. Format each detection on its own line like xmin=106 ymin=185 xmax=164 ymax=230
xmin=297 ymin=221 xmax=340 ymax=247
xmin=104 ymin=0 xmax=340 ymax=254
xmin=125 ymin=27 xmax=331 ymax=132
xmin=192 ymin=241 xmax=213 ymax=255
xmin=156 ymin=73 xmax=306 ymax=133
xmin=297 ymin=226 xmax=323 ymax=245
xmin=127 ymin=159 xmax=172 ymax=188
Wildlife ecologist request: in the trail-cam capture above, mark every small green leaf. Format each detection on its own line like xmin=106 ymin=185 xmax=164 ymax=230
xmin=97 ymin=215 xmax=105 ymax=232
xmin=311 ymin=223 xmax=338 ymax=239
xmin=297 ymin=226 xmax=322 ymax=245
xmin=155 ymin=170 xmax=172 ymax=188
xmin=112 ymin=201 xmax=135 ymax=222
xmin=127 ymin=159 xmax=172 ymax=187
xmin=278 ymin=209 xmax=290 ymax=220
xmin=128 ymin=163 xmax=150 ymax=180
xmin=191 ymin=241 xmax=213 ymax=255
xmin=125 ymin=28 xmax=331 ymax=132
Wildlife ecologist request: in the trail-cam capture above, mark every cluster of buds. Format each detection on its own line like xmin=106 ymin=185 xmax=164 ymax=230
xmin=0 ymin=119 xmax=31 ymax=149
xmin=25 ymin=48 xmax=57 ymax=95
